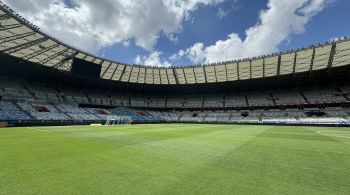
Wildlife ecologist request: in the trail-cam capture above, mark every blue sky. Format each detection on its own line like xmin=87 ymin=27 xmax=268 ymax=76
xmin=4 ymin=0 xmax=350 ymax=67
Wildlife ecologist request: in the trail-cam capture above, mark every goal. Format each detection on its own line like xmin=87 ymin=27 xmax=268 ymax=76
xmin=104 ymin=116 xmax=132 ymax=126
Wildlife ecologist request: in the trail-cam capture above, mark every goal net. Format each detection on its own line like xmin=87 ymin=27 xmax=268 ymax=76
xmin=104 ymin=116 xmax=132 ymax=126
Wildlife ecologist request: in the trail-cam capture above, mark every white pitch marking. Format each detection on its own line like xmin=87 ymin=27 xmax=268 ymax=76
xmin=316 ymin=131 xmax=350 ymax=139
xmin=26 ymin=127 xmax=73 ymax=132
xmin=26 ymin=127 xmax=48 ymax=132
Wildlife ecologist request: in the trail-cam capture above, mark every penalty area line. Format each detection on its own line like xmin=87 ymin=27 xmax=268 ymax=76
xmin=316 ymin=131 xmax=350 ymax=139
xmin=26 ymin=127 xmax=67 ymax=132
xmin=26 ymin=127 xmax=48 ymax=132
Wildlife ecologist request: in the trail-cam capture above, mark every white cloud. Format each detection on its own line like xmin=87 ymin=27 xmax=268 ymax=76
xmin=135 ymin=51 xmax=171 ymax=67
xmin=186 ymin=43 xmax=206 ymax=63
xmin=2 ymin=0 xmax=227 ymax=53
xmin=216 ymin=8 xmax=229 ymax=18
xmin=168 ymin=34 xmax=179 ymax=43
xmin=180 ymin=0 xmax=329 ymax=64
xmin=170 ymin=49 xmax=186 ymax=61
xmin=122 ymin=40 xmax=130 ymax=47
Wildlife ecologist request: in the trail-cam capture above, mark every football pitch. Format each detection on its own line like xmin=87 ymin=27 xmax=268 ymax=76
xmin=1 ymin=124 xmax=350 ymax=194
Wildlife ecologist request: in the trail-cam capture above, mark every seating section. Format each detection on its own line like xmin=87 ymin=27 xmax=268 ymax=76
xmin=273 ymin=90 xmax=306 ymax=105
xmin=167 ymin=96 xmax=184 ymax=108
xmin=205 ymin=96 xmax=224 ymax=108
xmin=0 ymin=76 xmax=349 ymax=125
xmin=247 ymin=92 xmax=274 ymax=106
xmin=225 ymin=94 xmax=247 ymax=107
xmin=17 ymin=103 xmax=70 ymax=120
xmin=1 ymin=99 xmax=349 ymax=125
xmin=184 ymin=96 xmax=203 ymax=108
xmin=0 ymin=79 xmax=34 ymax=101
xmin=302 ymin=87 xmax=346 ymax=104
xmin=0 ymin=101 xmax=31 ymax=120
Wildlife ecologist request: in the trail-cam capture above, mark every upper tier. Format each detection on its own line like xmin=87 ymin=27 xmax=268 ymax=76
xmin=1 ymin=2 xmax=350 ymax=85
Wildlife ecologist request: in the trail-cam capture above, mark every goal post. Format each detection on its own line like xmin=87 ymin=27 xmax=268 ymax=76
xmin=104 ymin=116 xmax=132 ymax=126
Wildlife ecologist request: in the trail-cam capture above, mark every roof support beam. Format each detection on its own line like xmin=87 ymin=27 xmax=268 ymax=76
xmin=136 ymin=68 xmax=141 ymax=83
xmin=0 ymin=23 xmax=22 ymax=31
xmin=119 ymin=65 xmax=127 ymax=81
xmin=213 ymin=66 xmax=218 ymax=82
xmin=23 ymin=43 xmax=60 ymax=61
xmin=173 ymin=69 xmax=179 ymax=84
xmin=127 ymin=66 xmax=134 ymax=82
xmin=203 ymin=66 xmax=208 ymax=83
xmin=192 ymin=68 xmax=197 ymax=84
xmin=110 ymin=64 xmax=119 ymax=80
xmin=165 ymin=69 xmax=170 ymax=84
xmin=0 ymin=31 xmax=36 ymax=44
xmin=101 ymin=62 xmax=112 ymax=78
xmin=224 ymin=64 xmax=228 ymax=81
xmin=263 ymin=58 xmax=266 ymax=77
xmin=97 ymin=60 xmax=105 ymax=77
xmin=0 ymin=14 xmax=11 ymax=20
xmin=309 ymin=47 xmax=316 ymax=78
xmin=1 ymin=37 xmax=48 ymax=54
xmin=237 ymin=62 xmax=240 ymax=80
xmin=277 ymin=55 xmax=281 ymax=82
xmin=292 ymin=52 xmax=297 ymax=75
xmin=82 ymin=54 xmax=88 ymax=60
xmin=327 ymin=42 xmax=337 ymax=73
xmin=182 ymin=69 xmax=187 ymax=84
xmin=39 ymin=48 xmax=69 ymax=65
xmin=98 ymin=60 xmax=105 ymax=66
xmin=52 ymin=50 xmax=79 ymax=69
xmin=249 ymin=60 xmax=252 ymax=80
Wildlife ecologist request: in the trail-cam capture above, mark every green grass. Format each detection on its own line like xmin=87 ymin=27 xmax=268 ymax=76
xmin=1 ymin=124 xmax=350 ymax=194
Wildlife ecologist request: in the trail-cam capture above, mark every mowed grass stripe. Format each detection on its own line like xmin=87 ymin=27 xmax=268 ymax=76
xmin=0 ymin=125 xmax=350 ymax=194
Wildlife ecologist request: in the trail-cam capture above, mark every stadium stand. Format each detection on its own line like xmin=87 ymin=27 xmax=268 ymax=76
xmin=0 ymin=73 xmax=350 ymax=126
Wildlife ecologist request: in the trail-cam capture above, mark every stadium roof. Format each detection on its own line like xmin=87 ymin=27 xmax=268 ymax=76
xmin=1 ymin=2 xmax=350 ymax=85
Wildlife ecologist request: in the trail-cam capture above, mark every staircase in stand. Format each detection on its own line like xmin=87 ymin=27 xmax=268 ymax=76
xmin=299 ymin=91 xmax=310 ymax=104
xmin=202 ymin=113 xmax=208 ymax=122
xmin=178 ymin=114 xmax=184 ymax=121
xmin=336 ymin=87 xmax=350 ymax=101
xmin=50 ymin=103 xmax=74 ymax=120
xmin=21 ymin=83 xmax=35 ymax=99
xmin=245 ymin=95 xmax=249 ymax=107
xmin=229 ymin=113 xmax=233 ymax=122
xmin=14 ymin=102 xmax=34 ymax=119
xmin=270 ymin=93 xmax=277 ymax=106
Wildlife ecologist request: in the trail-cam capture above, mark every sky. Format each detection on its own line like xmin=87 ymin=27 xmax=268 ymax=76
xmin=2 ymin=0 xmax=350 ymax=67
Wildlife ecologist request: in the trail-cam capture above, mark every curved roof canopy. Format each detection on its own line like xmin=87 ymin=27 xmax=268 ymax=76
xmin=1 ymin=3 xmax=350 ymax=85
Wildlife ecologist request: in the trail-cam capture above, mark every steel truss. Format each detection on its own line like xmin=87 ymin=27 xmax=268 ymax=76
xmin=0 ymin=31 xmax=36 ymax=44
xmin=1 ymin=37 xmax=48 ymax=54
xmin=52 ymin=51 xmax=79 ymax=69
xmin=0 ymin=23 xmax=22 ymax=31
xmin=23 ymin=43 xmax=60 ymax=61
xmin=0 ymin=14 xmax=10 ymax=20
xmin=327 ymin=42 xmax=337 ymax=73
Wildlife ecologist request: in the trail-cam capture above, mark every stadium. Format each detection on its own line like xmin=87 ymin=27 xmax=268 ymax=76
xmin=0 ymin=1 xmax=350 ymax=194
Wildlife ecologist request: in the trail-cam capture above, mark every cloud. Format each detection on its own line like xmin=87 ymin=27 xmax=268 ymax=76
xmin=178 ymin=0 xmax=329 ymax=64
xmin=122 ymin=40 xmax=130 ymax=47
xmin=2 ymin=0 xmax=227 ymax=53
xmin=216 ymin=8 xmax=229 ymax=18
xmin=135 ymin=51 xmax=171 ymax=67
xmin=168 ymin=34 xmax=179 ymax=43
